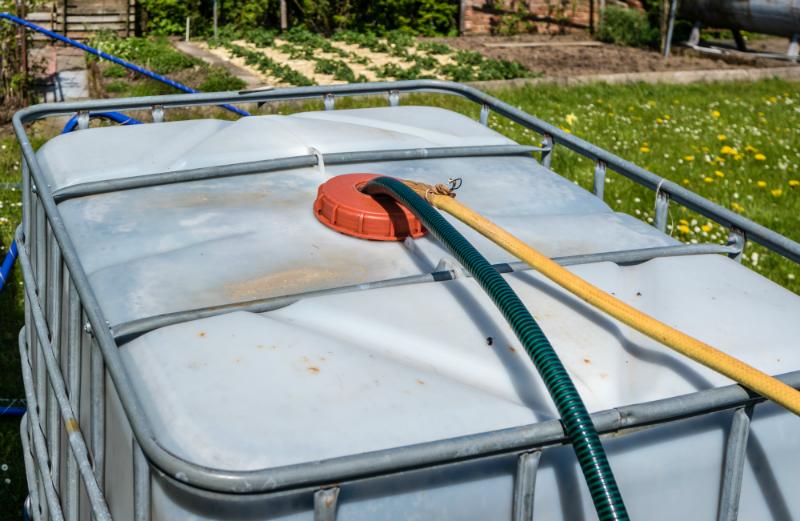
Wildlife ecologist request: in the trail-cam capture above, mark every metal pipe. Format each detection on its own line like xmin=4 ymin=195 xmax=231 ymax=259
xmin=0 ymin=12 xmax=250 ymax=117
xmin=111 ymin=242 xmax=739 ymax=344
xmin=17 ymin=237 xmax=113 ymax=519
xmin=51 ymin=145 xmax=539 ymax=202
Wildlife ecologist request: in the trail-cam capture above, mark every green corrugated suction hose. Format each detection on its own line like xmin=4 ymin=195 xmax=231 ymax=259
xmin=363 ymin=177 xmax=629 ymax=521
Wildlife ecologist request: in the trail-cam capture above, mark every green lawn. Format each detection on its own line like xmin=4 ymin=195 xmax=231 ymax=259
xmin=0 ymin=77 xmax=797 ymax=517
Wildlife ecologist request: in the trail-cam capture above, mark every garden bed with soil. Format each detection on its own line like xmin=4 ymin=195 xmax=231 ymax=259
xmin=430 ymin=34 xmax=795 ymax=78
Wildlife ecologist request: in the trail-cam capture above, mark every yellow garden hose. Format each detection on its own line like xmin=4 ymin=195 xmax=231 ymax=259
xmin=404 ymin=180 xmax=800 ymax=416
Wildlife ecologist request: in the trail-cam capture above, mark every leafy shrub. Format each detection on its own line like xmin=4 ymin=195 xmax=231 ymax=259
xmin=597 ymin=6 xmax=657 ymax=48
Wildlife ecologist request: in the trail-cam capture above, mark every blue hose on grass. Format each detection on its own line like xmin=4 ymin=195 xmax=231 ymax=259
xmin=0 ymin=12 xmax=251 ymax=117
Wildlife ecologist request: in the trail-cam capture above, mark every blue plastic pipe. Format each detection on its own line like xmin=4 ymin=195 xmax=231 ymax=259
xmin=0 ymin=406 xmax=26 ymax=417
xmin=0 ymin=240 xmax=17 ymax=289
xmin=0 ymin=12 xmax=251 ymax=117
xmin=62 ymin=111 xmax=142 ymax=133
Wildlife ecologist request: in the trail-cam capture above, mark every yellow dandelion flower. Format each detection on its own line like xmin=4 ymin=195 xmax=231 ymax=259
xmin=754 ymin=153 xmax=766 ymax=161
xmin=656 ymin=118 xmax=663 ymax=124
xmin=731 ymin=202 xmax=744 ymax=212
xmin=714 ymin=170 xmax=725 ymax=178
xmin=679 ymin=219 xmax=689 ymax=225
xmin=734 ymin=154 xmax=743 ymax=161
xmin=701 ymin=224 xmax=713 ymax=233
xmin=745 ymin=145 xmax=757 ymax=152
xmin=757 ymin=180 xmax=767 ymax=188
xmin=640 ymin=146 xmax=650 ymax=153
xmin=711 ymin=110 xmax=721 ymax=118
xmin=720 ymin=145 xmax=737 ymax=155
xmin=684 ymin=155 xmax=695 ymax=161
xmin=789 ymin=179 xmax=800 ymax=187
xmin=677 ymin=224 xmax=690 ymax=234
xmin=682 ymin=178 xmax=690 ymax=185
xmin=664 ymin=114 xmax=671 ymax=120
xmin=717 ymin=134 xmax=726 ymax=141
xmin=771 ymin=189 xmax=783 ymax=197
xmin=703 ymin=177 xmax=714 ymax=183
xmin=565 ymin=113 xmax=577 ymax=125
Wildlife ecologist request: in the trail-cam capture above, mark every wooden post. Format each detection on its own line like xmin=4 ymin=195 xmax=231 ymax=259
xmin=280 ymin=0 xmax=287 ymax=30
xmin=660 ymin=0 xmax=669 ymax=53
xmin=16 ymin=0 xmax=28 ymax=104
xmin=589 ymin=0 xmax=594 ymax=34
xmin=213 ymin=0 xmax=219 ymax=39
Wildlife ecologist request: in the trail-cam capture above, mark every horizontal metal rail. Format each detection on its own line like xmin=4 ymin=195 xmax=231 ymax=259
xmin=12 ymin=80 xmax=800 ymax=497
xmin=51 ymin=144 xmax=540 ymax=202
xmin=112 ymin=242 xmax=739 ymax=345
xmin=17 ymin=80 xmax=800 ymax=263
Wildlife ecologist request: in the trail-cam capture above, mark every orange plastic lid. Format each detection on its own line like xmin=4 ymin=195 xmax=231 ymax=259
xmin=313 ymin=173 xmax=426 ymax=241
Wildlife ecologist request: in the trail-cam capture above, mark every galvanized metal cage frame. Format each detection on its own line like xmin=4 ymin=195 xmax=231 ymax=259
xmin=11 ymin=80 xmax=800 ymax=521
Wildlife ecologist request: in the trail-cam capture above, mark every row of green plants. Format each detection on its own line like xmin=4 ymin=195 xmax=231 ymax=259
xmin=219 ymin=26 xmax=535 ymax=84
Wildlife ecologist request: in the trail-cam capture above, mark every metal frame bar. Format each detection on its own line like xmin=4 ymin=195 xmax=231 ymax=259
xmin=111 ymin=242 xmax=740 ymax=345
xmin=50 ymin=144 xmax=540 ymax=202
xmin=11 ymin=81 xmax=800 ymax=512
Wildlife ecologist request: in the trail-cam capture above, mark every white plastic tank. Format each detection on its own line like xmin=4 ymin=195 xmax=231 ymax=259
xmin=33 ymin=105 xmax=800 ymax=520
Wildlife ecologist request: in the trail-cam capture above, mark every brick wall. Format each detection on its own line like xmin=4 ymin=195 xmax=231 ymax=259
xmin=462 ymin=0 xmax=643 ymax=35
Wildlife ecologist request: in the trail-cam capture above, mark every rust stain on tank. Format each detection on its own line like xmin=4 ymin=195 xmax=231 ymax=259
xmin=224 ymin=261 xmax=367 ymax=301
xmin=583 ymin=358 xmax=591 ymax=364
xmin=308 ymin=366 xmax=320 ymax=374
xmin=198 ymin=331 xmax=207 ymax=338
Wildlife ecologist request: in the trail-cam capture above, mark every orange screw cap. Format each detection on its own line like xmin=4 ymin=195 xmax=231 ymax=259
xmin=313 ymin=173 xmax=426 ymax=241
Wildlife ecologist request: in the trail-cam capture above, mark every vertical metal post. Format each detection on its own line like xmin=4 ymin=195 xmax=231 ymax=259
xmin=213 ymin=0 xmax=218 ymax=39
xmin=688 ymin=21 xmax=702 ymax=46
xmin=46 ymin=229 xmax=63 ymax=495
xmin=20 ymin=416 xmax=44 ymax=521
xmin=76 ymin=111 xmax=89 ymax=131
xmin=654 ymin=188 xmax=669 ymax=233
xmin=479 ymin=104 xmax=490 ymax=126
xmin=280 ymin=0 xmax=288 ymax=31
xmin=133 ymin=442 xmax=151 ymax=521
xmin=512 ymin=451 xmax=541 ymax=521
xmin=663 ymin=0 xmax=678 ymax=57
xmin=324 ymin=93 xmax=335 ymax=111
xmin=34 ymin=201 xmax=47 ymax=442
xmin=541 ymin=134 xmax=554 ymax=169
xmin=314 ymin=487 xmax=340 ymax=521
xmin=185 ymin=17 xmax=190 ymax=43
xmin=593 ymin=160 xmax=606 ymax=201
xmin=151 ymin=105 xmax=164 ymax=123
xmin=717 ymin=405 xmax=754 ymax=521
xmin=727 ymin=229 xmax=745 ymax=263
xmin=90 ymin=335 xmax=105 ymax=490
xmin=65 ymin=275 xmax=81 ymax=521
xmin=388 ymin=90 xmax=400 ymax=107
xmin=787 ymin=34 xmax=798 ymax=59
